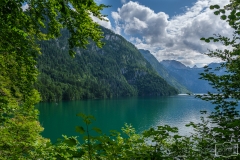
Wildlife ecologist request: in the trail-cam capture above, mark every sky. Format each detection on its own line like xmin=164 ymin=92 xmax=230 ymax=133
xmin=93 ymin=0 xmax=232 ymax=67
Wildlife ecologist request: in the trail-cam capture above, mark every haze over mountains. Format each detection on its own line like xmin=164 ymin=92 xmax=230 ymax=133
xmin=159 ymin=60 xmax=215 ymax=93
xmin=140 ymin=49 xmax=220 ymax=93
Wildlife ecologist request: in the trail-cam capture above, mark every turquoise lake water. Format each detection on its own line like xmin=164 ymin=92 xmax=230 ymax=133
xmin=36 ymin=95 xmax=215 ymax=142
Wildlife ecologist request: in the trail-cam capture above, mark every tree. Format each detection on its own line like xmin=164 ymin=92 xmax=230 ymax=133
xmin=198 ymin=0 xmax=240 ymax=145
xmin=0 ymin=0 xmax=107 ymax=159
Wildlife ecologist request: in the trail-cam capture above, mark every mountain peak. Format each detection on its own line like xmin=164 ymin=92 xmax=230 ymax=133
xmin=192 ymin=65 xmax=198 ymax=68
xmin=139 ymin=49 xmax=150 ymax=54
xmin=160 ymin=60 xmax=187 ymax=69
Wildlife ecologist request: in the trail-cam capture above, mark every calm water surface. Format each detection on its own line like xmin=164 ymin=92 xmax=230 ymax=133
xmin=36 ymin=96 xmax=215 ymax=142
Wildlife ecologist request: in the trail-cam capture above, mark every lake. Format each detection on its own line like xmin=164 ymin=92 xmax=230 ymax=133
xmin=36 ymin=95 xmax=215 ymax=143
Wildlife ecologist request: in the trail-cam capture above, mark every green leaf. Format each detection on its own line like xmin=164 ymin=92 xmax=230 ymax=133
xmin=221 ymin=15 xmax=227 ymax=20
xmin=95 ymin=144 xmax=103 ymax=150
xmin=83 ymin=136 xmax=88 ymax=140
xmin=92 ymin=127 xmax=102 ymax=134
xmin=210 ymin=5 xmax=214 ymax=10
xmin=87 ymin=115 xmax=95 ymax=120
xmin=214 ymin=11 xmax=220 ymax=15
xmin=219 ymin=9 xmax=225 ymax=14
xmin=200 ymin=37 xmax=205 ymax=40
xmin=236 ymin=12 xmax=240 ymax=16
xmin=69 ymin=50 xmax=76 ymax=57
xmin=200 ymin=110 xmax=207 ymax=114
xmin=64 ymin=137 xmax=77 ymax=146
xmin=205 ymin=39 xmax=210 ymax=43
xmin=214 ymin=5 xmax=220 ymax=9
xmin=228 ymin=14 xmax=236 ymax=20
xmin=76 ymin=126 xmax=85 ymax=134
xmin=173 ymin=135 xmax=182 ymax=139
xmin=231 ymin=9 xmax=237 ymax=15
xmin=229 ymin=21 xmax=235 ymax=26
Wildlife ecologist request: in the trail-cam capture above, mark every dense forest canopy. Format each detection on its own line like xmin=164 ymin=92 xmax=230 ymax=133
xmin=36 ymin=27 xmax=178 ymax=102
xmin=0 ymin=0 xmax=109 ymax=158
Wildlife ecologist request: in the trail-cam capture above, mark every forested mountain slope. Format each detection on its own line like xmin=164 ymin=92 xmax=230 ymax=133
xmin=35 ymin=27 xmax=178 ymax=101
xmin=139 ymin=49 xmax=190 ymax=93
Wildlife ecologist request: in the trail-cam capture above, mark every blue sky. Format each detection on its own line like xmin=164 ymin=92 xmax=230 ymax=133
xmin=99 ymin=0 xmax=198 ymax=18
xmin=94 ymin=0 xmax=231 ymax=67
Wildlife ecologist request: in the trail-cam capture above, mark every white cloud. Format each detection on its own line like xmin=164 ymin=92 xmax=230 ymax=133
xmin=91 ymin=15 xmax=112 ymax=30
xmin=121 ymin=0 xmax=127 ymax=4
xmin=21 ymin=3 xmax=29 ymax=11
xmin=112 ymin=0 xmax=232 ymax=67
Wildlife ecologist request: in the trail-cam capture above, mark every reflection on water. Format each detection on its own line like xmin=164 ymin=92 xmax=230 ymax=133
xmin=36 ymin=96 xmax=214 ymax=142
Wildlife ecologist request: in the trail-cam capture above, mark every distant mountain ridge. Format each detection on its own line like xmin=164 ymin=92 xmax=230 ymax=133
xmin=160 ymin=60 xmax=188 ymax=70
xmin=35 ymin=27 xmax=178 ymax=101
xmin=160 ymin=60 xmax=217 ymax=93
xmin=139 ymin=49 xmax=189 ymax=93
xmin=139 ymin=49 xmax=220 ymax=93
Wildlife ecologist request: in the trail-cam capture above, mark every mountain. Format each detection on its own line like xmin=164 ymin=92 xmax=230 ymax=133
xmin=160 ymin=60 xmax=188 ymax=70
xmin=138 ymin=49 xmax=223 ymax=93
xmin=160 ymin=60 xmax=216 ymax=93
xmin=35 ymin=27 xmax=178 ymax=101
xmin=139 ymin=49 xmax=190 ymax=93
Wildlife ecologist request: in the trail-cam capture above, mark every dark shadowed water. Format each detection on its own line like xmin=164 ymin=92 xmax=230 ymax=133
xmin=36 ymin=95 xmax=215 ymax=142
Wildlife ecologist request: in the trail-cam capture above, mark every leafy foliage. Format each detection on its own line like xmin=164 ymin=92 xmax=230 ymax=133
xmin=198 ymin=0 xmax=240 ymax=145
xmin=0 ymin=0 xmax=107 ymax=159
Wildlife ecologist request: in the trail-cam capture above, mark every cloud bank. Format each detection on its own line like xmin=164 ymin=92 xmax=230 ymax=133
xmin=111 ymin=0 xmax=232 ymax=67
